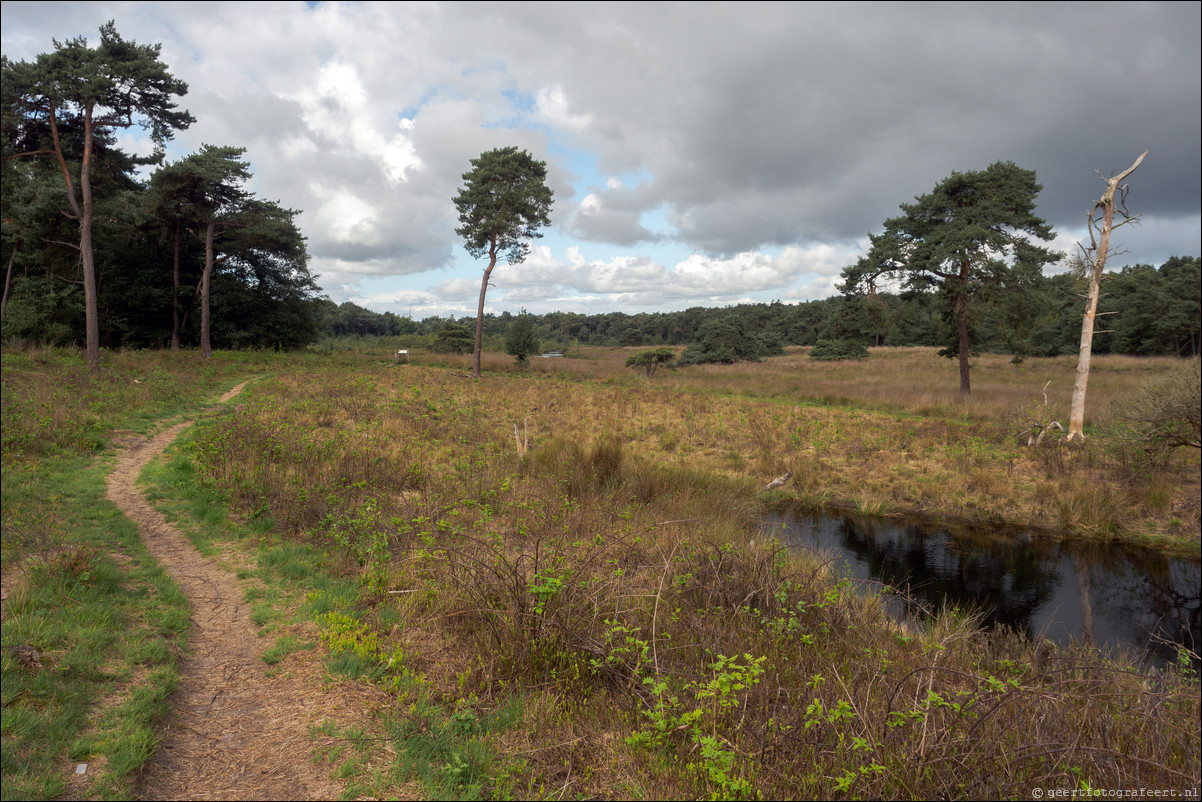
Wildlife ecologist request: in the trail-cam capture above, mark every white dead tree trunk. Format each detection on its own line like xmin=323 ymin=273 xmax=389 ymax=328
xmin=1066 ymin=150 xmax=1147 ymax=442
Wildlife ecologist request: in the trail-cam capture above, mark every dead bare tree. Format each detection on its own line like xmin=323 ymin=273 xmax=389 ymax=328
xmin=1016 ymin=381 xmax=1064 ymax=446
xmin=1066 ymin=150 xmax=1147 ymax=442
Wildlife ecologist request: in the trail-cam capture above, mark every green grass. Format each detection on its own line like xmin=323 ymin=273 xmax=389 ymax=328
xmin=140 ymin=426 xmax=527 ymax=800
xmin=1 ymin=347 xmax=276 ymax=799
xmin=387 ymin=698 xmax=524 ymax=801
xmin=261 ymin=636 xmax=316 ymax=665
xmin=1 ymin=456 xmax=189 ymax=800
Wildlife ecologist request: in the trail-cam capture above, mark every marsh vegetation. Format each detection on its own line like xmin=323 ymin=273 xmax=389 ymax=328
xmin=2 ymin=345 xmax=1198 ymax=799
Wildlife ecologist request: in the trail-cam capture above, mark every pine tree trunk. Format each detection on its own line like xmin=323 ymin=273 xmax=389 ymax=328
xmin=80 ymin=217 xmax=100 ymax=368
xmin=48 ymin=102 xmax=100 ymax=368
xmin=170 ymin=218 xmax=182 ymax=351
xmin=955 ymin=281 xmax=971 ymax=396
xmin=200 ymin=219 xmax=215 ymax=359
xmin=472 ymin=237 xmax=498 ymax=380
xmin=1 ymin=246 xmax=16 ymax=318
xmin=79 ymin=111 xmax=100 ymax=370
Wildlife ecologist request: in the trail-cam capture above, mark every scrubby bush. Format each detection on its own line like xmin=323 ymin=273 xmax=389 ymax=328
xmin=1110 ymin=362 xmax=1201 ymax=464
xmin=625 ymin=347 xmax=676 ymax=377
xmin=809 ymin=338 xmax=870 ymax=360
xmin=756 ymin=329 xmax=786 ymax=357
xmin=504 ymin=313 xmax=540 ymax=366
xmin=431 ymin=322 xmax=474 ymax=354
xmin=678 ymin=318 xmax=765 ymax=365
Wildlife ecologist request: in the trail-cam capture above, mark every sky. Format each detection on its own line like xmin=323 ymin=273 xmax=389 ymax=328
xmin=3 ymin=1 xmax=1199 ymax=319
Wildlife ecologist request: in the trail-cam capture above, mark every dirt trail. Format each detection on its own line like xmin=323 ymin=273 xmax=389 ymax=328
xmin=105 ymin=382 xmax=350 ymax=801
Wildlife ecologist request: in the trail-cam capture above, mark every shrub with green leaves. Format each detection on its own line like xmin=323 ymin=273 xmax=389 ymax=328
xmin=504 ymin=313 xmax=540 ymax=366
xmin=432 ymin=322 xmax=474 ymax=354
xmin=809 ymin=338 xmax=870 ymax=360
xmin=625 ymin=347 xmax=676 ymax=377
xmin=678 ymin=318 xmax=766 ymax=365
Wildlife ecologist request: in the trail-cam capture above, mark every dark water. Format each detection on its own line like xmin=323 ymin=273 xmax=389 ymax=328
xmin=766 ymin=507 xmax=1201 ymax=670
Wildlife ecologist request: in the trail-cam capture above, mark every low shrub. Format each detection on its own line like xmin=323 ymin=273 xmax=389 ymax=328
xmin=809 ymin=338 xmax=870 ymax=360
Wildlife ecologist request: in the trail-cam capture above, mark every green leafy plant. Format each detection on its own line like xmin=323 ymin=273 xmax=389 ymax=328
xmin=504 ymin=311 xmax=541 ymax=367
xmin=625 ymin=347 xmax=677 ymax=377
xmin=625 ymin=653 xmax=767 ymax=799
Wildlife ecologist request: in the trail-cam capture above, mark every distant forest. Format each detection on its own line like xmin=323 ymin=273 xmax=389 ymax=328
xmin=0 ymin=125 xmax=1196 ymax=357
xmin=312 ymin=256 xmax=1200 ymax=359
xmin=2 ymin=24 xmax=1198 ymax=363
xmin=3 ymin=241 xmax=1199 ymax=359
xmin=1 ymin=64 xmax=1197 ymax=360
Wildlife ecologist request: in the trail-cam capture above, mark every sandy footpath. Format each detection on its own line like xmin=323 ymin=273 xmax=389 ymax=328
xmin=105 ymin=381 xmax=355 ymax=800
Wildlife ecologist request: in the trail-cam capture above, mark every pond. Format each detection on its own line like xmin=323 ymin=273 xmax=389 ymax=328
xmin=765 ymin=507 xmax=1201 ymax=671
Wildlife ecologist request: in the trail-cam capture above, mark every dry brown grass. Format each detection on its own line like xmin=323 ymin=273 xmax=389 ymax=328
xmin=219 ymin=347 xmax=1198 ymax=546
xmin=633 ymin=346 xmax=1177 ymax=423
xmin=11 ymin=344 xmax=1191 ymax=799
xmin=184 ymin=354 xmax=1199 ymax=800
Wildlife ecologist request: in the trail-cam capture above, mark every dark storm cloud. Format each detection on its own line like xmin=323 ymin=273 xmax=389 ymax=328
xmin=3 ymin=1 xmax=1198 ymax=311
xmin=484 ymin=1 xmax=1199 ymax=254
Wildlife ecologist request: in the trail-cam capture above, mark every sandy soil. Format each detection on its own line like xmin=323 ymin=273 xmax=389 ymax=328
xmin=104 ymin=382 xmax=363 ymax=801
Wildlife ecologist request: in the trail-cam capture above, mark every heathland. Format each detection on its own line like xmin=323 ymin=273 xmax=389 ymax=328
xmin=2 ymin=344 xmax=1198 ymax=800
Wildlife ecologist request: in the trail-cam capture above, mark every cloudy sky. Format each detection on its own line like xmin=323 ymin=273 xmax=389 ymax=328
xmin=3 ymin=1 xmax=1199 ymax=318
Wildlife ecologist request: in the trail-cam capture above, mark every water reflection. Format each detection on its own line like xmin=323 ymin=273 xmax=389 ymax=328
xmin=767 ymin=508 xmax=1201 ymax=670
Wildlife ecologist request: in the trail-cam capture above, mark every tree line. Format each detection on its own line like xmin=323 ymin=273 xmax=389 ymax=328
xmin=313 ymin=255 xmax=1199 ymax=361
xmin=3 ymin=26 xmax=1197 ymax=373
xmin=2 ymin=23 xmax=317 ymax=361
